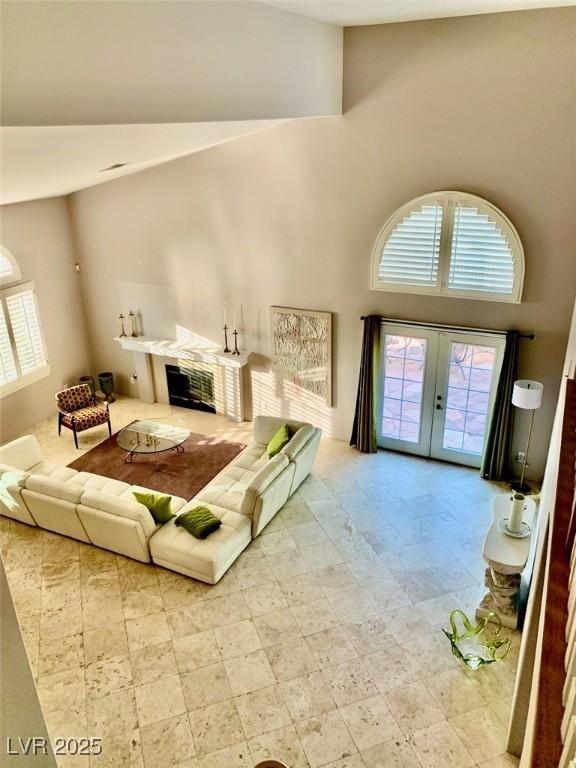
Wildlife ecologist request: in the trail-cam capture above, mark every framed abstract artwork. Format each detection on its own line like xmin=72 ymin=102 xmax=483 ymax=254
xmin=270 ymin=306 xmax=332 ymax=406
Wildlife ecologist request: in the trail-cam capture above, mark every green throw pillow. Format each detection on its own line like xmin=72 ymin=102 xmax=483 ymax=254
xmin=175 ymin=506 xmax=221 ymax=539
xmin=133 ymin=491 xmax=175 ymax=524
xmin=267 ymin=424 xmax=290 ymax=458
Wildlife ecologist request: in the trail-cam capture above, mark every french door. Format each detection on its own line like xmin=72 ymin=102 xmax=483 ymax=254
xmin=377 ymin=324 xmax=505 ymax=467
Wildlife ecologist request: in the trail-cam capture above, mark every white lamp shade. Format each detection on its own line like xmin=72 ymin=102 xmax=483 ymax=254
xmin=512 ymin=380 xmax=544 ymax=410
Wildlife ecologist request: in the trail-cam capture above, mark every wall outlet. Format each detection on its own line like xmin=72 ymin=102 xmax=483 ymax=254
xmin=515 ymin=451 xmax=526 ymax=464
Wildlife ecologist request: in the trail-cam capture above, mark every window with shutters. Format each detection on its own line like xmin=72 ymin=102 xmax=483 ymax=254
xmin=0 ymin=245 xmax=22 ymax=286
xmin=0 ymin=247 xmax=49 ymax=397
xmin=371 ymin=191 xmax=524 ymax=302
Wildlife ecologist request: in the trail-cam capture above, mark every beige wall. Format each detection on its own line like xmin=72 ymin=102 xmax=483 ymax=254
xmin=1 ymin=1 xmax=342 ymax=126
xmin=0 ymin=197 xmax=92 ymax=440
xmin=70 ymin=7 xmax=576 ymax=478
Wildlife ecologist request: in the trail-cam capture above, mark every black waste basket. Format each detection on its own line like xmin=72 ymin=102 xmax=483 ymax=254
xmin=98 ymin=372 xmax=116 ymax=403
xmin=79 ymin=375 xmax=96 ymax=396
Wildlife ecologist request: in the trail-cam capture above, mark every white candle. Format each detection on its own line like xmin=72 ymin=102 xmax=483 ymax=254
xmin=231 ymin=310 xmax=236 ymax=330
xmin=223 ymin=304 xmax=228 ymax=326
xmin=508 ymin=494 xmax=525 ymax=533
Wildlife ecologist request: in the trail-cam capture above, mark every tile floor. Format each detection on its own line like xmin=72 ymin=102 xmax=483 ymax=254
xmin=2 ymin=397 xmax=521 ymax=768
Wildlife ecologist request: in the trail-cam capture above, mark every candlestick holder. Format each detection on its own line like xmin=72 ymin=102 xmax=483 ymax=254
xmin=119 ymin=313 xmax=127 ymax=338
xmin=128 ymin=310 xmax=138 ymax=337
xmin=232 ymin=329 xmax=240 ymax=355
xmin=223 ymin=324 xmax=231 ymax=353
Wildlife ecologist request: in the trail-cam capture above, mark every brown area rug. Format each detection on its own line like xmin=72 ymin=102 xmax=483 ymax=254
xmin=68 ymin=431 xmax=246 ymax=500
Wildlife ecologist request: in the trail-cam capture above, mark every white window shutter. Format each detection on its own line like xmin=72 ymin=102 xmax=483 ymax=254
xmin=371 ymin=191 xmax=524 ymax=302
xmin=0 ymin=303 xmax=18 ymax=387
xmin=378 ymin=203 xmax=443 ymax=287
xmin=449 ymin=204 xmax=516 ymax=295
xmin=6 ymin=289 xmax=48 ymax=375
xmin=0 ymin=245 xmax=22 ymax=286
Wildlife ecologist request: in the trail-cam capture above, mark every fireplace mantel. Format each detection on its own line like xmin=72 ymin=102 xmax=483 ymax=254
xmin=114 ymin=336 xmax=251 ymax=422
xmin=114 ymin=336 xmax=250 ymax=368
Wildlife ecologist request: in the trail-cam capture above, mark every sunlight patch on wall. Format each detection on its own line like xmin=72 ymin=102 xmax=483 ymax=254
xmin=251 ymin=368 xmax=334 ymax=436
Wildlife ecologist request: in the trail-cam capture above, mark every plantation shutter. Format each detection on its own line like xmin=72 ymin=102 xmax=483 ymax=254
xmin=0 ymin=303 xmax=18 ymax=387
xmin=0 ymin=252 xmax=16 ymax=282
xmin=448 ymin=204 xmax=515 ymax=295
xmin=5 ymin=288 xmax=48 ymax=375
xmin=378 ymin=202 xmax=443 ymax=287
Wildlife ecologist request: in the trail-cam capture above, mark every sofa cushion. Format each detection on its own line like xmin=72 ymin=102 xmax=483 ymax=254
xmin=239 ymin=454 xmax=289 ymax=516
xmin=267 ymin=424 xmax=290 ymax=458
xmin=253 ymin=416 xmax=311 ymax=446
xmin=77 ymin=505 xmax=151 ymax=563
xmin=29 ymin=461 xmax=78 ymax=482
xmin=61 ymin=404 xmax=109 ymax=431
xmin=232 ymin=444 xmax=268 ymax=472
xmin=175 ymin=506 xmax=221 ymax=539
xmin=247 ymin=454 xmax=289 ymax=494
xmin=194 ymin=459 xmax=257 ymax=514
xmin=80 ymin=489 xmax=158 ymax=539
xmin=280 ymin=424 xmax=315 ymax=461
xmin=195 ymin=482 xmax=246 ymax=516
xmin=0 ymin=463 xmax=25 ymax=479
xmin=69 ymin=472 xmax=130 ymax=495
xmin=0 ymin=435 xmax=44 ymax=472
xmin=26 ymin=475 xmax=84 ymax=504
xmin=133 ymin=491 xmax=176 ymax=524
xmin=0 ymin=469 xmax=29 ymax=488
xmin=0 ymin=478 xmax=38 ymax=526
xmin=149 ymin=504 xmax=251 ymax=584
xmin=127 ymin=486 xmax=186 ymax=515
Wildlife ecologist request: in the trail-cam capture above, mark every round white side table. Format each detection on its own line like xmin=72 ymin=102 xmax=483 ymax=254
xmin=475 ymin=494 xmax=538 ymax=629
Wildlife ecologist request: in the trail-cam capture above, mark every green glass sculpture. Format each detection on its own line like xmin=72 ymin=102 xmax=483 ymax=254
xmin=443 ymin=609 xmax=511 ymax=670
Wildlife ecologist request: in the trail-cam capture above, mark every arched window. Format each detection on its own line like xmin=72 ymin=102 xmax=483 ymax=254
xmin=0 ymin=245 xmax=22 ymax=286
xmin=0 ymin=246 xmax=49 ymax=396
xmin=371 ymin=191 xmax=525 ymax=303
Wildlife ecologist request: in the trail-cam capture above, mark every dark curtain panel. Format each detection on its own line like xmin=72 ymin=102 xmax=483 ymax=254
xmin=481 ymin=330 xmax=520 ymax=480
xmin=350 ymin=315 xmax=382 ymax=453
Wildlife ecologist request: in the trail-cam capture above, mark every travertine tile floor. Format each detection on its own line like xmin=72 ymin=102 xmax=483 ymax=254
xmin=2 ymin=397 xmax=522 ymax=768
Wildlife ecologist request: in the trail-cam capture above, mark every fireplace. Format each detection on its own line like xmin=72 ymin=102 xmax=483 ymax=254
xmin=165 ymin=364 xmax=216 ymax=413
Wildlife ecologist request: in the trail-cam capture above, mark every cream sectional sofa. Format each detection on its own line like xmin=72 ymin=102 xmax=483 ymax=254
xmin=0 ymin=416 xmax=322 ymax=583
xmin=0 ymin=434 xmax=187 ymax=562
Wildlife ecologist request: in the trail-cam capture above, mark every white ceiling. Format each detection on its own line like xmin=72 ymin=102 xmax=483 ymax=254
xmin=260 ymin=0 xmax=575 ymax=25
xmin=0 ymin=121 xmax=287 ymax=205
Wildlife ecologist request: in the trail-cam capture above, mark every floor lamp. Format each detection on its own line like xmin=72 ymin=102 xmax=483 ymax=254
xmin=511 ymin=379 xmax=544 ymax=494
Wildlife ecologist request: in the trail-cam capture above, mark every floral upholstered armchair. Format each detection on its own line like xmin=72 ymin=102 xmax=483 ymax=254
xmin=55 ymin=383 xmax=112 ymax=448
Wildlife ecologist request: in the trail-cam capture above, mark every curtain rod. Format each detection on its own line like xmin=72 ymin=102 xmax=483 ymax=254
xmin=360 ymin=316 xmax=535 ymax=340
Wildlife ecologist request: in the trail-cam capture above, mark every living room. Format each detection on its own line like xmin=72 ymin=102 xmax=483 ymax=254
xmin=1 ymin=2 xmax=575 ymax=767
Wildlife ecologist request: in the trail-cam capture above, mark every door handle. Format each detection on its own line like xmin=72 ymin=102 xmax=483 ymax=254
xmin=435 ymin=404 xmax=443 ymax=410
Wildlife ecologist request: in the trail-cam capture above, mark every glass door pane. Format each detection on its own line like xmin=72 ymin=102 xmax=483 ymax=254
xmin=431 ymin=334 xmax=505 ymax=467
xmin=378 ymin=328 xmax=438 ymax=456
xmin=444 ymin=344 xmax=495 ymax=454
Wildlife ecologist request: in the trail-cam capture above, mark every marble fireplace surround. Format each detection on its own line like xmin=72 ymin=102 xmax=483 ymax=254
xmin=114 ymin=336 xmax=251 ymax=422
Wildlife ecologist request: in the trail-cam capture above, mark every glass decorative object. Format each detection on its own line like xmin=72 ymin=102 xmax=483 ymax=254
xmin=443 ymin=609 xmax=511 ymax=670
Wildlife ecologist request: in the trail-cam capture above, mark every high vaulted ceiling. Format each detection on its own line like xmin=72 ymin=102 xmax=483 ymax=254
xmin=0 ymin=122 xmax=289 ymax=205
xmin=0 ymin=1 xmax=341 ymax=204
xmin=2 ymin=0 xmax=574 ymax=204
xmin=260 ymin=0 xmax=575 ymax=25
